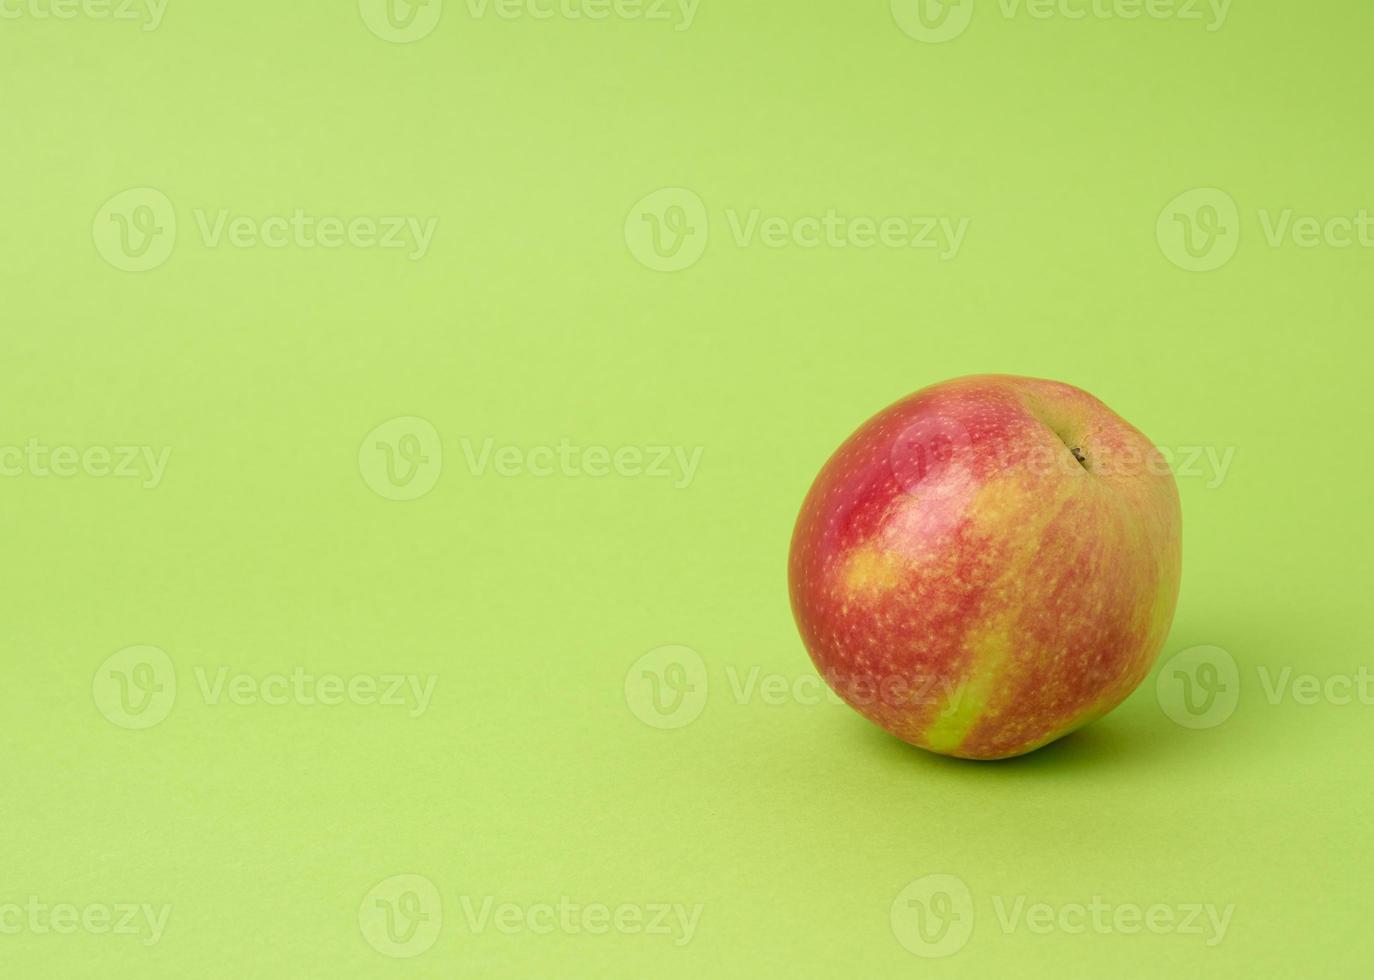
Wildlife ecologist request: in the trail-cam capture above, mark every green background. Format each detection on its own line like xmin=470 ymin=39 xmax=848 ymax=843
xmin=3 ymin=0 xmax=1371 ymax=976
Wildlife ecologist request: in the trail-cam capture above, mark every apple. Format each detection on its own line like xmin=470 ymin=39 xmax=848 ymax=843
xmin=788 ymin=376 xmax=1182 ymax=760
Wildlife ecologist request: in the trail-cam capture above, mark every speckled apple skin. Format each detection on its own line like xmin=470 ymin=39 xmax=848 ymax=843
xmin=788 ymin=376 xmax=1182 ymax=760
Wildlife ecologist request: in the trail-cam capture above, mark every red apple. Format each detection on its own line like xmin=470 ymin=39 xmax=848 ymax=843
xmin=788 ymin=376 xmax=1182 ymax=759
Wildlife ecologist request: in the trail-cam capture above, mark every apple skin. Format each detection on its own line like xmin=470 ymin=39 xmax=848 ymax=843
xmin=788 ymin=376 xmax=1182 ymax=760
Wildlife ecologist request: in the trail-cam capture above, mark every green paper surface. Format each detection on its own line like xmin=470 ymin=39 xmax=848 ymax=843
xmin=2 ymin=2 xmax=1371 ymax=976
